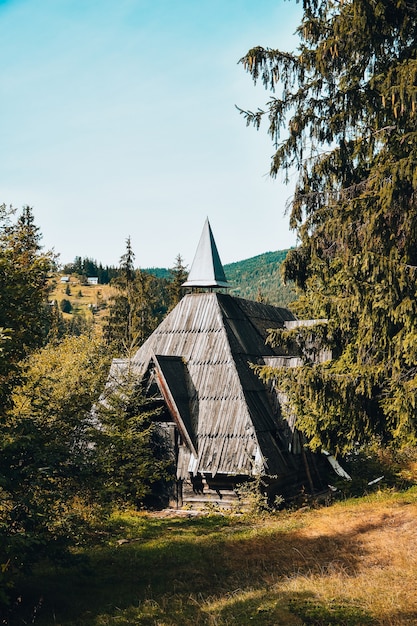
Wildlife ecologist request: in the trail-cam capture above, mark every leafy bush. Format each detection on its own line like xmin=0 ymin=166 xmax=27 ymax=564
xmin=93 ymin=371 xmax=175 ymax=509
xmin=0 ymin=335 xmax=110 ymax=610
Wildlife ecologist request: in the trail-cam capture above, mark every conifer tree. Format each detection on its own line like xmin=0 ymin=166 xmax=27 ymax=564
xmin=131 ymin=269 xmax=160 ymax=346
xmin=104 ymin=237 xmax=135 ymax=353
xmin=104 ymin=238 xmax=162 ymax=354
xmin=119 ymin=235 xmax=135 ymax=286
xmin=240 ymin=1 xmax=417 ymax=454
xmin=0 ymin=205 xmax=54 ymax=408
xmin=168 ymin=253 xmax=188 ymax=310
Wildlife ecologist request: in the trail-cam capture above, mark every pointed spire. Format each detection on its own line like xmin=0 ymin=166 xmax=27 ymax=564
xmin=182 ymin=218 xmax=230 ymax=289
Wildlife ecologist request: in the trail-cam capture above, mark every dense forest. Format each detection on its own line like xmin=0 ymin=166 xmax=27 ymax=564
xmin=225 ymin=250 xmax=296 ymax=306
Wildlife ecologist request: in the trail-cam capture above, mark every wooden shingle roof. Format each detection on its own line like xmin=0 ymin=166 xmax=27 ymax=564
xmin=130 ymin=292 xmax=299 ymax=478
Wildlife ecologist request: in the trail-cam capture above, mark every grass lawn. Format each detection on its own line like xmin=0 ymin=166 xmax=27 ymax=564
xmin=11 ymin=487 xmax=417 ymax=625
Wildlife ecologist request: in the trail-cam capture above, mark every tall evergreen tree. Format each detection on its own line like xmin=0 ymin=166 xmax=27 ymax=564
xmin=103 ymin=238 xmax=135 ymax=353
xmin=73 ymin=256 xmax=83 ymax=274
xmin=167 ymin=253 xmax=188 ymax=310
xmin=131 ymin=269 xmax=160 ymax=346
xmin=0 ymin=205 xmax=54 ymax=408
xmin=118 ymin=235 xmax=135 ymax=286
xmin=104 ymin=238 xmax=162 ymax=355
xmin=240 ymin=1 xmax=417 ymax=454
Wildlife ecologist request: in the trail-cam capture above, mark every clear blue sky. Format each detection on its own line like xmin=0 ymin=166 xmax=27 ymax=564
xmin=0 ymin=0 xmax=302 ymax=269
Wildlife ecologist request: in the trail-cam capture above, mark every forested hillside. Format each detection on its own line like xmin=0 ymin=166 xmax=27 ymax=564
xmin=224 ymin=250 xmax=296 ymax=306
xmin=146 ymin=249 xmax=297 ymax=308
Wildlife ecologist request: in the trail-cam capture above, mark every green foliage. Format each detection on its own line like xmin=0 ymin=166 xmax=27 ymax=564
xmin=11 ymin=489 xmax=417 ymax=624
xmin=167 ymin=253 xmax=188 ymax=310
xmin=0 ymin=205 xmax=55 ymax=409
xmin=104 ymin=270 xmax=164 ymax=354
xmin=64 ymin=309 xmax=94 ymax=337
xmin=0 ymin=334 xmax=110 ymax=606
xmin=93 ymin=369 xmax=174 ymax=509
xmin=63 ymin=256 xmax=119 ymax=284
xmin=288 ymin=598 xmax=375 ymax=625
xmin=225 ymin=250 xmax=296 ymax=306
xmin=0 ymin=214 xmax=175 ymax=612
xmin=146 ymin=266 xmax=170 ymax=280
xmin=104 ymin=239 xmax=168 ymax=355
xmin=234 ymin=476 xmax=284 ymax=515
xmin=60 ymin=298 xmax=72 ymax=313
xmin=240 ymin=1 xmax=417 ymax=453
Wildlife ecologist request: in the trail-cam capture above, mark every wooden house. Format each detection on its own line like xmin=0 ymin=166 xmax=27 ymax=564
xmin=108 ymin=220 xmax=329 ymax=508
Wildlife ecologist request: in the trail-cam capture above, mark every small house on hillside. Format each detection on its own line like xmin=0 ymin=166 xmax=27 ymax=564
xmin=107 ymin=219 xmax=330 ymax=508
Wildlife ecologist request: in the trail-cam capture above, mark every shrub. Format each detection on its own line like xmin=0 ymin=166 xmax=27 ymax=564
xmin=60 ymin=298 xmax=72 ymax=313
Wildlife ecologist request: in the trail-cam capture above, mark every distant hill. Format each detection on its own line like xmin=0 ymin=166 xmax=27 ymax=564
xmin=62 ymin=247 xmax=297 ymax=309
xmin=224 ymin=249 xmax=297 ymax=307
xmin=147 ymin=249 xmax=297 ymax=308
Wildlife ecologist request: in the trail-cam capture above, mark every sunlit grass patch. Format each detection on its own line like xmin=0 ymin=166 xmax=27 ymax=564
xmin=14 ymin=487 xmax=417 ymax=625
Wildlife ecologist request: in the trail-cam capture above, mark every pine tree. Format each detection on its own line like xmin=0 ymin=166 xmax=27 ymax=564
xmin=73 ymin=256 xmax=83 ymax=275
xmin=0 ymin=205 xmax=54 ymax=408
xmin=240 ymin=1 xmax=417 ymax=454
xmin=119 ymin=235 xmax=135 ymax=286
xmin=104 ymin=238 xmax=162 ymax=355
xmin=167 ymin=253 xmax=188 ymax=310
xmin=131 ymin=270 xmax=160 ymax=347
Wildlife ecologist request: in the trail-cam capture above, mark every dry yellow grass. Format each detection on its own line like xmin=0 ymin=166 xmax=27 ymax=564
xmin=209 ymin=492 xmax=417 ymax=625
xmin=283 ymin=502 xmax=417 ymax=624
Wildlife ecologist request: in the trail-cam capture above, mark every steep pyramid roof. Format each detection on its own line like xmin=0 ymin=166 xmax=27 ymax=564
xmin=182 ymin=218 xmax=230 ymax=289
xmin=130 ymin=292 xmax=299 ymax=479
